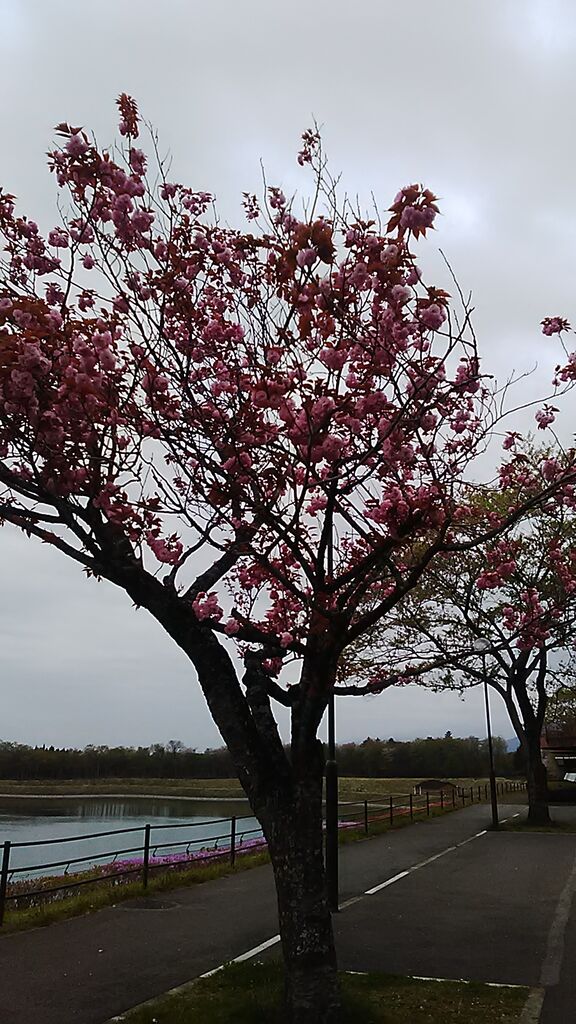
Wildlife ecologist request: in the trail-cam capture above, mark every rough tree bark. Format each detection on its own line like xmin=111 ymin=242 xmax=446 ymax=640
xmin=263 ymin=756 xmax=339 ymax=1024
xmin=504 ymin=655 xmax=551 ymax=826
xmin=523 ymin=728 xmax=551 ymax=826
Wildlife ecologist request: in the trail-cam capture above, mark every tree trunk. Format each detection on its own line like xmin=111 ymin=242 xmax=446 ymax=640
xmin=264 ymin=765 xmax=340 ymax=1023
xmin=525 ymin=733 xmax=551 ymax=825
xmin=106 ymin=564 xmax=340 ymax=1020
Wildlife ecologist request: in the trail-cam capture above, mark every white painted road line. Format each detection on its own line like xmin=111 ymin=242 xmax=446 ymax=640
xmin=234 ymin=935 xmax=281 ymax=963
xmin=411 ymin=974 xmax=527 ymax=989
xmin=365 ymin=871 xmax=410 ymax=895
xmin=540 ymin=850 xmax=576 ymax=988
xmin=411 ymin=846 xmax=457 ymax=871
xmin=364 ymin=829 xmax=489 ymax=897
xmin=201 ymin=823 xmax=492 ymax=982
xmin=456 ymin=830 xmax=487 ymax=848
xmin=200 ymin=934 xmax=281 ymax=978
xmin=339 ymin=895 xmax=363 ymax=910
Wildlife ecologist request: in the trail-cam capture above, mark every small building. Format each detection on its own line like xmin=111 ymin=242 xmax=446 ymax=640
xmin=541 ymin=724 xmax=576 ymax=781
xmin=413 ymin=779 xmax=458 ymax=796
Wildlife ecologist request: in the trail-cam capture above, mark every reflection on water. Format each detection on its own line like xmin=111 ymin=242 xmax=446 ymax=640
xmin=1 ymin=796 xmax=248 ymax=820
xmin=0 ymin=796 xmax=258 ymax=880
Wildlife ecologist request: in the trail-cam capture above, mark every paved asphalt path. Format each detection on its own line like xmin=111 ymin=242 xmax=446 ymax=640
xmin=1 ymin=802 xmax=575 ymax=1023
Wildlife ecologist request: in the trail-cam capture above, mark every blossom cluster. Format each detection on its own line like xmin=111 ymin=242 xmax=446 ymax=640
xmin=0 ymin=96 xmax=574 ymax=660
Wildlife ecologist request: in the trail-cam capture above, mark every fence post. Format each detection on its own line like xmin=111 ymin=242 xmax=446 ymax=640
xmin=230 ymin=816 xmax=237 ymax=867
xmin=485 ymin=783 xmax=488 ymax=801
xmin=0 ymin=841 xmax=10 ymax=927
xmin=389 ymin=795 xmax=394 ymax=826
xmin=364 ymin=800 xmax=369 ymax=835
xmin=409 ymin=793 xmax=414 ymax=821
xmin=440 ymin=790 xmax=444 ymax=810
xmin=478 ymin=786 xmax=481 ymax=802
xmin=461 ymin=788 xmax=465 ymax=806
xmin=426 ymin=791 xmax=430 ymax=816
xmin=452 ymin=788 xmax=455 ymax=808
xmin=470 ymin=786 xmax=474 ymax=803
xmin=142 ymin=824 xmax=151 ymax=889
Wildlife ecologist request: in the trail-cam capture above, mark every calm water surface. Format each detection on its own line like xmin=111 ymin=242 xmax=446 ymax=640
xmin=0 ymin=796 xmax=259 ymax=879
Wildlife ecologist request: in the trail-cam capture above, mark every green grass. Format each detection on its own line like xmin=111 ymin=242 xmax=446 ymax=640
xmin=338 ymin=777 xmax=511 ymax=801
xmin=0 ymin=775 xmax=523 ymax=802
xmin=0 ymin=777 xmax=246 ymax=799
xmin=117 ymin=961 xmax=528 ymax=1023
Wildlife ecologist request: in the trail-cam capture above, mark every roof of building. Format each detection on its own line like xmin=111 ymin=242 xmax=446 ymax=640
xmin=416 ymin=779 xmax=457 ymax=790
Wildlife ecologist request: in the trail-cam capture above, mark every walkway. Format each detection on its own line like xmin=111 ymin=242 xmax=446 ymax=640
xmin=1 ymin=803 xmax=575 ymax=1023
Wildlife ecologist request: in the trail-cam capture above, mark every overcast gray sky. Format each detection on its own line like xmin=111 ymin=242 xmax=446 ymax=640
xmin=0 ymin=0 xmax=575 ymax=750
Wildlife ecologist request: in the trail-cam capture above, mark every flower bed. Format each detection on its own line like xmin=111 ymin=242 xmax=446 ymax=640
xmin=5 ymin=835 xmax=268 ymax=911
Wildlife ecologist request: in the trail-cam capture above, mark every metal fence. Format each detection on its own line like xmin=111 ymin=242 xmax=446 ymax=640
xmin=0 ymin=779 xmax=526 ymax=926
xmin=337 ymin=780 xmax=527 ymax=838
xmin=0 ymin=812 xmax=263 ymax=926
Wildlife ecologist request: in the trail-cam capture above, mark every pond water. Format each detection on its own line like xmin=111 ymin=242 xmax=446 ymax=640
xmin=0 ymin=795 xmax=259 ymax=880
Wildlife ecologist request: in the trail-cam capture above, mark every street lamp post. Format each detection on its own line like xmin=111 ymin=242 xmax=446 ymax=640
xmin=324 ymin=520 xmax=339 ymax=912
xmin=325 ymin=693 xmax=339 ymax=911
xmin=473 ymin=638 xmax=499 ymax=829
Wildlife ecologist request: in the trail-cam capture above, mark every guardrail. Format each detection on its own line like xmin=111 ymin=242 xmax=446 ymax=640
xmin=0 ymin=779 xmax=526 ymax=926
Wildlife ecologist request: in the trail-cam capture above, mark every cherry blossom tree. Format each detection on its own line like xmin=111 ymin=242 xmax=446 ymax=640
xmin=0 ymin=96 xmax=575 ymax=1020
xmin=345 ymin=460 xmax=576 ymax=825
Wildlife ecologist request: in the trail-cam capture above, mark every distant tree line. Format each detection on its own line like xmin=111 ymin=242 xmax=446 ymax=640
xmin=335 ymin=733 xmax=516 ymax=779
xmin=0 ymin=733 xmax=518 ymax=781
xmin=0 ymin=740 xmax=234 ymax=780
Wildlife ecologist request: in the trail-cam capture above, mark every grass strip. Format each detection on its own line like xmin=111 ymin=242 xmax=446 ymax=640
xmin=113 ymin=961 xmax=528 ymax=1024
xmin=1 ymin=850 xmax=269 ymax=933
xmin=0 ymin=776 xmax=522 ymax=800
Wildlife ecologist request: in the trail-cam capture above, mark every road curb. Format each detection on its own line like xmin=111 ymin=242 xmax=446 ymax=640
xmin=519 ymin=987 xmax=545 ymax=1024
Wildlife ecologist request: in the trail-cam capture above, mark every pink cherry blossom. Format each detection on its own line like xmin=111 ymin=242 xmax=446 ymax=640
xmin=541 ymin=316 xmax=570 ymax=336
xmin=65 ymin=133 xmax=89 ymax=158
